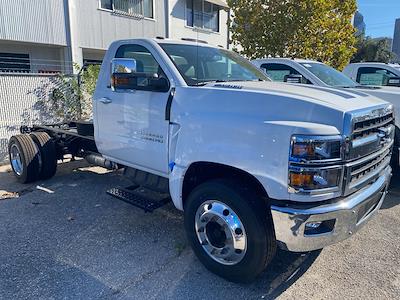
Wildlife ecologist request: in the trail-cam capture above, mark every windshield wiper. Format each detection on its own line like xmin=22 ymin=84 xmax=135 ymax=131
xmin=194 ymin=80 xmax=227 ymax=86
xmin=194 ymin=79 xmax=264 ymax=86
xmin=349 ymin=85 xmax=380 ymax=90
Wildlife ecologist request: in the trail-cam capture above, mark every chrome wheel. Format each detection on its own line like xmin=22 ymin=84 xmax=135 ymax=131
xmin=195 ymin=200 xmax=247 ymax=265
xmin=10 ymin=144 xmax=23 ymax=176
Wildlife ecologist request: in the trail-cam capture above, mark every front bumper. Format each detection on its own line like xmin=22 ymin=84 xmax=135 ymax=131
xmin=271 ymin=165 xmax=392 ymax=252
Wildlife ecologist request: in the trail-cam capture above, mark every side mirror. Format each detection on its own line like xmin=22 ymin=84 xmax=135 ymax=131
xmin=110 ymin=58 xmax=169 ymax=92
xmin=112 ymin=58 xmax=137 ymax=74
xmin=111 ymin=58 xmax=137 ymax=91
xmin=284 ymin=74 xmax=303 ymax=84
xmin=149 ymin=76 xmax=170 ymax=92
xmin=387 ymin=76 xmax=400 ymax=87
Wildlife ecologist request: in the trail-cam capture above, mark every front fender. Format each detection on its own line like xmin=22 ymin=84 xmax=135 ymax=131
xmin=168 ymin=118 xmax=341 ymax=210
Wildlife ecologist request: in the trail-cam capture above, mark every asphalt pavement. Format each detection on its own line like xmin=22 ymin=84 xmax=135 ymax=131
xmin=0 ymin=160 xmax=399 ymax=300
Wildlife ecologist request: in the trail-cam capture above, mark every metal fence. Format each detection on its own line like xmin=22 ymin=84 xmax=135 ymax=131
xmin=0 ymin=73 xmax=73 ymax=165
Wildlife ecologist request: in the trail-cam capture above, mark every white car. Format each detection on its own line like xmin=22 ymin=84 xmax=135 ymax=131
xmin=8 ymin=39 xmax=394 ymax=283
xmin=252 ymin=58 xmax=400 ymax=169
xmin=343 ymin=62 xmax=400 ymax=87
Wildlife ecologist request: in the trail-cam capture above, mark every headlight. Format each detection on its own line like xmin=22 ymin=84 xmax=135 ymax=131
xmin=290 ymin=135 xmax=343 ymax=163
xmin=288 ymin=166 xmax=342 ymax=193
xmin=289 ymin=135 xmax=344 ymax=194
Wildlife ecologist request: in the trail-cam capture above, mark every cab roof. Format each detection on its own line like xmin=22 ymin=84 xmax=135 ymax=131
xmin=253 ymin=57 xmax=323 ymax=64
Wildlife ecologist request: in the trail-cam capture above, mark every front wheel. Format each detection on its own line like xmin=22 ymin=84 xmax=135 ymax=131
xmin=184 ymin=179 xmax=277 ymax=283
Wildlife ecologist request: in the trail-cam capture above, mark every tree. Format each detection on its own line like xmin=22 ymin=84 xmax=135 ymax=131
xmin=35 ymin=64 xmax=101 ymax=122
xmin=227 ymin=0 xmax=357 ymax=70
xmin=351 ymin=37 xmax=396 ymax=63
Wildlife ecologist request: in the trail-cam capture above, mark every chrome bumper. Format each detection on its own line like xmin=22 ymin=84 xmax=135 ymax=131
xmin=271 ymin=165 xmax=392 ymax=252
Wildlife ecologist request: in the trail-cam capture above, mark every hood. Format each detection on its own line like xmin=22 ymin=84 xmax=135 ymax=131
xmin=208 ymin=81 xmax=388 ymax=113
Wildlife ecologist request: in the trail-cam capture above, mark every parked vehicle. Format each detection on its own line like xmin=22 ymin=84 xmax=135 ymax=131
xmin=343 ymin=62 xmax=400 ymax=87
xmin=252 ymin=58 xmax=400 ymax=170
xmin=8 ymin=39 xmax=394 ymax=283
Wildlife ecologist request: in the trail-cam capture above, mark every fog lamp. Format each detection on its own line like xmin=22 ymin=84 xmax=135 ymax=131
xmin=305 ymin=222 xmax=322 ymax=229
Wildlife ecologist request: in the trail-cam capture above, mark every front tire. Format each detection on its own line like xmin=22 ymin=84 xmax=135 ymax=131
xmin=184 ymin=179 xmax=277 ymax=283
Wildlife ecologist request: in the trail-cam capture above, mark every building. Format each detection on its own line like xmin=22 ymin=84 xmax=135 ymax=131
xmin=393 ymin=18 xmax=400 ymax=62
xmin=0 ymin=0 xmax=229 ymax=74
xmin=352 ymin=11 xmax=366 ymax=37
xmin=167 ymin=0 xmax=229 ymax=48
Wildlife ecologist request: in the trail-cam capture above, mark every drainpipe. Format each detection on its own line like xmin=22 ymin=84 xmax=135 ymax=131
xmin=65 ymin=0 xmax=83 ymax=74
xmin=165 ymin=0 xmax=170 ymax=38
xmin=227 ymin=8 xmax=231 ymax=50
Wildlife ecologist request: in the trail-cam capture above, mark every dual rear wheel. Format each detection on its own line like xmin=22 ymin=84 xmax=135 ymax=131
xmin=8 ymin=132 xmax=57 ymax=183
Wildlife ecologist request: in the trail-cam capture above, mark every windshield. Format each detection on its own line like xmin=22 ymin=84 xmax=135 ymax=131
xmin=160 ymin=43 xmax=270 ymax=86
xmin=301 ymin=62 xmax=357 ymax=88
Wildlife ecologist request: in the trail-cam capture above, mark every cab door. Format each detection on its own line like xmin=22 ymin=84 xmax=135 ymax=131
xmin=94 ymin=43 xmax=171 ymax=175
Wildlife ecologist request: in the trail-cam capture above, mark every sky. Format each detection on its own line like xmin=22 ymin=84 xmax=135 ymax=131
xmin=357 ymin=0 xmax=400 ymax=38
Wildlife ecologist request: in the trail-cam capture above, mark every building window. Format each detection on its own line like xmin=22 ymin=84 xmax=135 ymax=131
xmin=83 ymin=59 xmax=103 ymax=67
xmin=99 ymin=0 xmax=153 ymax=18
xmin=0 ymin=53 xmax=30 ymax=73
xmin=100 ymin=0 xmax=113 ymax=10
xmin=186 ymin=0 xmax=220 ymax=32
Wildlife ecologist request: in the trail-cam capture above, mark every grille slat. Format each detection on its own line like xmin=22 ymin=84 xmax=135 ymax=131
xmin=353 ymin=114 xmax=393 ymax=135
xmin=350 ymin=148 xmax=391 ymax=178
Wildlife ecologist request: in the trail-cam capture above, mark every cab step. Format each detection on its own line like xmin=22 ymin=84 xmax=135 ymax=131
xmin=107 ymin=185 xmax=171 ymax=212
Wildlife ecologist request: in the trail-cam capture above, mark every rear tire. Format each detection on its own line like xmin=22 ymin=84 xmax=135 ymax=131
xmin=30 ymin=132 xmax=57 ymax=180
xmin=8 ymin=134 xmax=40 ymax=183
xmin=184 ymin=179 xmax=277 ymax=283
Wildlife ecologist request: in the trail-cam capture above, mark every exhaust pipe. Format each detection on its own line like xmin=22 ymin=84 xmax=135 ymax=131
xmin=84 ymin=152 xmax=118 ymax=170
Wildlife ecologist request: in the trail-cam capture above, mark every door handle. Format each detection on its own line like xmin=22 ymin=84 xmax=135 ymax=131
xmin=99 ymin=97 xmax=112 ymax=104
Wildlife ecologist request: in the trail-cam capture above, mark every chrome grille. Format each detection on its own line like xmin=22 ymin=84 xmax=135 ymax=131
xmin=346 ymin=148 xmax=391 ymax=193
xmin=353 ymin=113 xmax=394 ymax=137
xmin=349 ymin=109 xmax=395 ymax=160
xmin=344 ymin=105 xmax=394 ymax=195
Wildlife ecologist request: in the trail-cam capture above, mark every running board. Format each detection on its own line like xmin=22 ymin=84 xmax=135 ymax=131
xmin=107 ymin=185 xmax=171 ymax=213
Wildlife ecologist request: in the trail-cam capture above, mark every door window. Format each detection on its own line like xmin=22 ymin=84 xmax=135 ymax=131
xmin=260 ymin=63 xmax=301 ymax=82
xmin=356 ymin=67 xmax=398 ymax=86
xmin=115 ymin=44 xmax=163 ymax=76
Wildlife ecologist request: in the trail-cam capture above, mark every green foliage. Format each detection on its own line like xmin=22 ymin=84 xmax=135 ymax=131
xmin=227 ymin=0 xmax=357 ymax=70
xmin=49 ymin=75 xmax=81 ymax=121
xmin=49 ymin=64 xmax=100 ymax=121
xmin=81 ymin=64 xmax=101 ymax=96
xmin=351 ymin=37 xmax=396 ymax=63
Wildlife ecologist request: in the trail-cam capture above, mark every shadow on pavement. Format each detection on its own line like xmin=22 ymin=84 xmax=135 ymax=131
xmin=382 ymin=171 xmax=400 ymax=210
xmin=249 ymin=249 xmax=321 ymax=299
xmin=0 ymin=161 xmax=334 ymax=299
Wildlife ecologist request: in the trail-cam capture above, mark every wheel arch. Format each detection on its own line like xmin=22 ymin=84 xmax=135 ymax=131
xmin=181 ymin=161 xmax=270 ymax=210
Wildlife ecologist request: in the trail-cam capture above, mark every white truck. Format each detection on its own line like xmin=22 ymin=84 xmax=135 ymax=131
xmin=8 ymin=39 xmax=395 ymax=283
xmin=343 ymin=62 xmax=400 ymax=87
xmin=252 ymin=58 xmax=400 ymax=170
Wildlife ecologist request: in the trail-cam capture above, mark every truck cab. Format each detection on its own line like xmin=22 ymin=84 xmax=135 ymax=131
xmin=343 ymin=62 xmax=400 ymax=87
xmin=9 ymin=39 xmax=395 ymax=283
